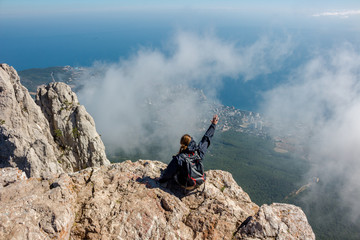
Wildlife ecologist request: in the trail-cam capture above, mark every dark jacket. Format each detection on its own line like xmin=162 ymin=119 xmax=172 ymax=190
xmin=159 ymin=123 xmax=216 ymax=183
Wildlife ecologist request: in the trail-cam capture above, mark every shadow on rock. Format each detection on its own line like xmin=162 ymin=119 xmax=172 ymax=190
xmin=136 ymin=174 xmax=206 ymax=200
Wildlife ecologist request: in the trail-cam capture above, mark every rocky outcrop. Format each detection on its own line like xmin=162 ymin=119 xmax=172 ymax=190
xmin=0 ymin=64 xmax=64 ymax=177
xmin=0 ymin=160 xmax=315 ymax=240
xmin=36 ymin=82 xmax=109 ymax=172
xmin=235 ymin=203 xmax=315 ymax=239
xmin=0 ymin=167 xmax=75 ymax=240
xmin=0 ymin=64 xmax=109 ymax=177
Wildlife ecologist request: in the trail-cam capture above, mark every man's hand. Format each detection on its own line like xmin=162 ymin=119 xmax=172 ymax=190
xmin=211 ymin=114 xmax=219 ymax=125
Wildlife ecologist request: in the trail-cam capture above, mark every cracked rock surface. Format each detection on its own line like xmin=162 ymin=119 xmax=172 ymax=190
xmin=0 ymin=64 xmax=64 ymax=178
xmin=0 ymin=64 xmax=109 ymax=178
xmin=235 ymin=203 xmax=315 ymax=240
xmin=36 ymin=82 xmax=110 ymax=172
xmin=0 ymin=161 xmax=314 ymax=240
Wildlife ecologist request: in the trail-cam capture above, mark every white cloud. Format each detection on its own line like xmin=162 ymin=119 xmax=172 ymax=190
xmin=313 ymin=10 xmax=360 ymax=18
xmin=261 ymin=45 xmax=360 ymax=221
xmin=77 ymin=31 xmax=293 ymax=161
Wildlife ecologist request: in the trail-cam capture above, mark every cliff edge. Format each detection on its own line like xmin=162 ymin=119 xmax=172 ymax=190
xmin=0 ymin=64 xmax=315 ymax=240
xmin=0 ymin=162 xmax=315 ymax=240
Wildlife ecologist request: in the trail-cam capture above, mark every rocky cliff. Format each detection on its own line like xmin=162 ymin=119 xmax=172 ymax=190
xmin=0 ymin=64 xmax=64 ymax=177
xmin=0 ymin=162 xmax=315 ymax=240
xmin=0 ymin=64 xmax=109 ymax=178
xmin=36 ymin=82 xmax=109 ymax=171
xmin=0 ymin=64 xmax=315 ymax=239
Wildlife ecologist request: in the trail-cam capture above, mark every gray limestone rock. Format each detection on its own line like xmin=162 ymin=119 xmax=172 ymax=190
xmin=0 ymin=64 xmax=64 ymax=178
xmin=0 ymin=160 xmax=315 ymax=240
xmin=36 ymin=82 xmax=110 ymax=172
xmin=69 ymin=160 xmax=259 ymax=240
xmin=0 ymin=168 xmax=75 ymax=240
xmin=0 ymin=63 xmax=109 ymax=178
xmin=235 ymin=203 xmax=315 ymax=240
xmin=0 ymin=167 xmax=27 ymax=188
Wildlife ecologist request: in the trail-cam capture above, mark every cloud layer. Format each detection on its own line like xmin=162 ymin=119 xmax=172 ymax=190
xmin=261 ymin=45 xmax=360 ymax=221
xmin=77 ymin=31 xmax=292 ymax=160
xmin=313 ymin=10 xmax=360 ymax=18
xmin=77 ymin=29 xmax=360 ymax=222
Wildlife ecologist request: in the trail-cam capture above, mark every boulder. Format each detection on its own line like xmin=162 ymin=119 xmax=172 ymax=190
xmin=235 ymin=203 xmax=315 ymax=240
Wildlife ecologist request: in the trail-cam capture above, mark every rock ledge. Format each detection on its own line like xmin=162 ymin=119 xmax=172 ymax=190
xmin=0 ymin=161 xmax=315 ymax=240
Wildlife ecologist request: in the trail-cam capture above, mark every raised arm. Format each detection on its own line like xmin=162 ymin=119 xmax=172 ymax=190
xmin=198 ymin=114 xmax=219 ymax=159
xmin=211 ymin=114 xmax=219 ymax=125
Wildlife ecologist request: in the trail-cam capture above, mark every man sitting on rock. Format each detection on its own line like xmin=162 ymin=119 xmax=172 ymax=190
xmin=159 ymin=114 xmax=219 ymax=190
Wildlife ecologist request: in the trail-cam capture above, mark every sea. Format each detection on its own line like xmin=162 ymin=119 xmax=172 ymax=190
xmin=1 ymin=12 xmax=356 ymax=112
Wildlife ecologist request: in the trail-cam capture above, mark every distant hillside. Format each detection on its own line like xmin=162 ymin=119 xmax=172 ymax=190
xmin=18 ymin=66 xmax=84 ymax=95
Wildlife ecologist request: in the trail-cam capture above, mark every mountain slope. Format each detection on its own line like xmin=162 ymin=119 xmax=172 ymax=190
xmin=0 ymin=64 xmax=315 ymax=239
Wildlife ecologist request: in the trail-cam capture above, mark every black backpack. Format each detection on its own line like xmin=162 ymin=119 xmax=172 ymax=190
xmin=177 ymin=151 xmax=206 ymax=188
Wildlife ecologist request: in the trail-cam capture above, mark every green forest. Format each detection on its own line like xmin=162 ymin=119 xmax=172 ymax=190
xmin=205 ymin=130 xmax=308 ymax=204
xmin=19 ymin=67 xmax=77 ymax=94
xmin=207 ymin=131 xmax=360 ymax=240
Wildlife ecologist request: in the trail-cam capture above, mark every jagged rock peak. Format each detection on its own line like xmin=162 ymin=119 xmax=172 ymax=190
xmin=0 ymin=63 xmax=109 ymax=178
xmin=36 ymin=82 xmax=110 ymax=171
xmin=0 ymin=160 xmax=315 ymax=240
xmin=0 ymin=63 xmax=64 ymax=178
